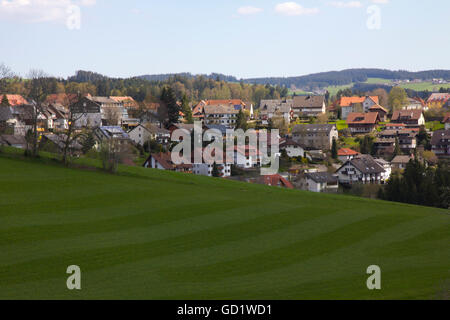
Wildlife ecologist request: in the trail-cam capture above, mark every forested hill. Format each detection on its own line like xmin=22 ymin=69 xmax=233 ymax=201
xmin=71 ymin=69 xmax=450 ymax=89
xmin=244 ymin=69 xmax=450 ymax=88
xmin=137 ymin=73 xmax=239 ymax=83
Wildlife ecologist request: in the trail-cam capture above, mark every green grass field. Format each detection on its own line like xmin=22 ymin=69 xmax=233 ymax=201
xmin=0 ymin=155 xmax=449 ymax=300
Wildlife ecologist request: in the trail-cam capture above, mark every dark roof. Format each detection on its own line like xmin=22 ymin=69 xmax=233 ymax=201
xmin=392 ymin=109 xmax=423 ymax=122
xmin=431 ymin=129 xmax=450 ymax=146
xmin=347 ymin=112 xmax=380 ymax=125
xmin=0 ymin=135 xmax=26 ymax=146
xmin=340 ymin=155 xmax=385 ymax=174
xmin=0 ymin=107 xmax=13 ymax=121
xmin=292 ymin=124 xmax=336 ymax=134
xmin=305 ymin=172 xmax=338 ymax=184
xmin=293 ymin=95 xmax=325 ymax=109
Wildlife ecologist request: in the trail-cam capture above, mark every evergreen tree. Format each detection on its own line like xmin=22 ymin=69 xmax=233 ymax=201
xmin=0 ymin=95 xmax=10 ymax=107
xmin=392 ymin=137 xmax=401 ymax=160
xmin=331 ymin=139 xmax=338 ymax=160
xmin=181 ymin=93 xmax=193 ymax=124
xmin=160 ymin=87 xmax=180 ymax=125
xmin=81 ymin=131 xmax=96 ymax=154
xmin=212 ymin=162 xmax=220 ymax=177
xmin=235 ymin=109 xmax=248 ymax=130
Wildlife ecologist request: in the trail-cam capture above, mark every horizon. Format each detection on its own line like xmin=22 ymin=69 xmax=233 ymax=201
xmin=1 ymin=0 xmax=449 ymax=79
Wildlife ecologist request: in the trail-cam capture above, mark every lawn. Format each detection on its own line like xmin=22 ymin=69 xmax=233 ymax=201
xmin=330 ymin=120 xmax=348 ymax=131
xmin=0 ymin=154 xmax=449 ymax=299
xmin=426 ymin=121 xmax=445 ymax=132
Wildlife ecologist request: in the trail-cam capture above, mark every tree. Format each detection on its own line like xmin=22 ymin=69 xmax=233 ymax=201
xmin=26 ymin=70 xmax=53 ymax=157
xmin=181 ymin=93 xmax=193 ymax=124
xmin=388 ymin=87 xmax=408 ymax=112
xmin=235 ymin=109 xmax=248 ymax=130
xmin=212 ymin=162 xmax=220 ymax=177
xmin=360 ymin=135 xmax=375 ymax=155
xmin=392 ymin=137 xmax=401 ymax=160
xmin=331 ymin=139 xmax=338 ymax=160
xmin=81 ymin=130 xmax=96 ymax=154
xmin=1 ymin=94 xmax=10 ymax=107
xmin=370 ymin=88 xmax=389 ymax=107
xmin=160 ymin=86 xmax=180 ymax=125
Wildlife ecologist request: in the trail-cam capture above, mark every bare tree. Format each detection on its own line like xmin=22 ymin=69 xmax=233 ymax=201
xmin=56 ymin=94 xmax=87 ymax=165
xmin=103 ymin=107 xmax=121 ymax=126
xmin=25 ymin=70 xmax=53 ymax=157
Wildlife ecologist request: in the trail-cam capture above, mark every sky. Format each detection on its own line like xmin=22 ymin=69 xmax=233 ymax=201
xmin=0 ymin=0 xmax=449 ymax=79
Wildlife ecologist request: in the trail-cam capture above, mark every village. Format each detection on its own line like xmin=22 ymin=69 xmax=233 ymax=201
xmin=1 ymin=88 xmax=449 ymax=202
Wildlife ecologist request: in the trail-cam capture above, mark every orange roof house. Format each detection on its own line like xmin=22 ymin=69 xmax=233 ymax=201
xmin=346 ymin=112 xmax=380 ymax=134
xmin=110 ymin=96 xmax=139 ymax=109
xmin=338 ymin=96 xmax=379 ymax=107
xmin=192 ymin=99 xmax=246 ymax=119
xmin=338 ymin=148 xmax=359 ymax=157
xmin=2 ymin=94 xmax=28 ymax=106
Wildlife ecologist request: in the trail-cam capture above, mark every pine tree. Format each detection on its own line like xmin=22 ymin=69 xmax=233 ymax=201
xmin=1 ymin=95 xmax=10 ymax=107
xmin=331 ymin=139 xmax=338 ymax=160
xmin=81 ymin=131 xmax=96 ymax=154
xmin=161 ymin=87 xmax=180 ymax=125
xmin=235 ymin=109 xmax=247 ymax=130
xmin=181 ymin=93 xmax=193 ymax=124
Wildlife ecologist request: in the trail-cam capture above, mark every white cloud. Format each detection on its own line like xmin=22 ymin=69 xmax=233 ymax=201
xmin=328 ymin=1 xmax=363 ymax=8
xmin=275 ymin=2 xmax=319 ymax=16
xmin=237 ymin=6 xmax=263 ymax=15
xmin=372 ymin=0 xmax=389 ymax=4
xmin=0 ymin=0 xmax=95 ymax=23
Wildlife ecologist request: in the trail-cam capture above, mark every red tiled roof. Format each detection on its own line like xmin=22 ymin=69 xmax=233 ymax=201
xmin=338 ymin=148 xmax=359 ymax=156
xmin=369 ymin=104 xmax=388 ymax=114
xmin=193 ymin=99 xmax=245 ymax=117
xmin=338 ymin=96 xmax=379 ymax=107
xmin=3 ymin=94 xmax=28 ymax=106
xmin=392 ymin=109 xmax=423 ymax=122
xmin=346 ymin=112 xmax=380 ymax=125
xmin=259 ymin=174 xmax=294 ymax=189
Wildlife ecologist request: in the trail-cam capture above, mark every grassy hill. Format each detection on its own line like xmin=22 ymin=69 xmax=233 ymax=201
xmin=0 ymin=155 xmax=448 ymax=300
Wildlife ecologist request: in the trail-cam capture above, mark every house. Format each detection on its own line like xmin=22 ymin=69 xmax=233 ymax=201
xmin=292 ymin=124 xmax=338 ymax=151
xmin=143 ymin=152 xmax=192 ymax=173
xmin=128 ymin=124 xmax=170 ymax=146
xmin=346 ymin=112 xmax=380 ymax=134
xmin=0 ymin=134 xmax=27 ymax=149
xmin=336 ymin=155 xmax=389 ymax=185
xmin=203 ymin=105 xmax=239 ymax=129
xmin=373 ymin=137 xmax=396 ymax=157
xmin=192 ymin=99 xmax=246 ymax=121
xmin=337 ymin=148 xmax=360 ymax=162
xmin=110 ymin=96 xmax=139 ymax=110
xmin=391 ymin=155 xmax=414 ymax=170
xmin=403 ymin=97 xmax=428 ymax=111
xmin=431 ymin=129 xmax=450 ymax=158
xmin=40 ymin=133 xmax=82 ymax=154
xmin=337 ymin=96 xmax=379 ymax=120
xmin=259 ymin=99 xmax=293 ymax=125
xmin=93 ymin=126 xmax=131 ymax=150
xmin=231 ymin=145 xmax=261 ymax=169
xmin=251 ymin=174 xmax=294 ymax=189
xmin=91 ymin=97 xmax=128 ymax=126
xmin=384 ymin=123 xmax=406 ymax=131
xmin=1 ymin=94 xmax=28 ymax=106
xmin=71 ymin=96 xmax=102 ymax=128
xmin=45 ymin=93 xmax=81 ymax=107
xmin=192 ymin=149 xmax=232 ymax=177
xmin=391 ymin=110 xmax=425 ymax=128
xmin=280 ymin=139 xmax=305 ymax=158
xmin=47 ymin=104 xmax=69 ymax=131
xmin=443 ymin=113 xmax=450 ymax=130
xmin=292 ymin=95 xmax=326 ymax=118
xmin=304 ymin=172 xmax=339 ymax=193
xmin=368 ymin=104 xmax=388 ymax=122
xmin=427 ymin=93 xmax=450 ymax=108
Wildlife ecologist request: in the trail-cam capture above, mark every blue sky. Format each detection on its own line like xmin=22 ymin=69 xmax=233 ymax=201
xmin=0 ymin=0 xmax=449 ymax=79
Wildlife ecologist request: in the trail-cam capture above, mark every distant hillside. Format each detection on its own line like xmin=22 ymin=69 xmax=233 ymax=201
xmin=138 ymin=72 xmax=239 ymax=83
xmin=244 ymin=69 xmax=450 ymax=89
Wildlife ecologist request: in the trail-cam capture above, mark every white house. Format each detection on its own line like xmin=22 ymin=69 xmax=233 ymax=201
xmin=337 ymin=148 xmax=360 ymax=162
xmin=128 ymin=124 xmax=170 ymax=146
xmin=192 ymin=162 xmax=232 ymax=177
xmin=304 ymin=172 xmax=339 ymax=193
xmin=231 ymin=145 xmax=261 ymax=169
xmin=280 ymin=139 xmax=305 ymax=158
xmin=336 ymin=155 xmax=389 ymax=185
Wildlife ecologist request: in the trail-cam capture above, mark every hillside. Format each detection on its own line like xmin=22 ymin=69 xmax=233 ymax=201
xmin=0 ymin=156 xmax=449 ymax=299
